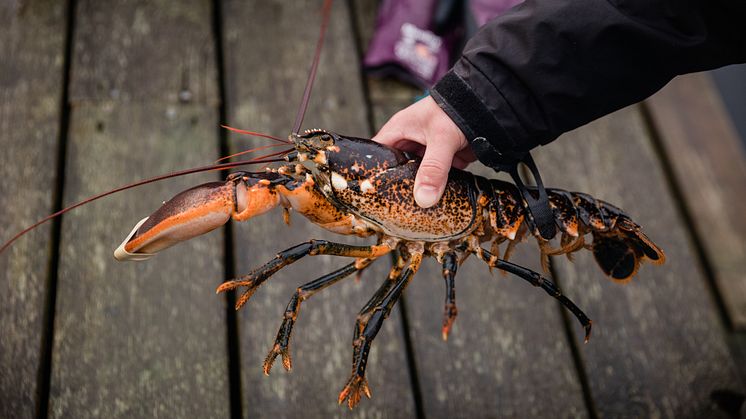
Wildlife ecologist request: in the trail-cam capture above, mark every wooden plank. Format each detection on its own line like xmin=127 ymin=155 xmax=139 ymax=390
xmin=352 ymin=2 xmax=589 ymax=416
xmin=49 ymin=1 xmax=230 ymax=417
xmin=221 ymin=1 xmax=416 ymax=417
xmin=223 ymin=0 xmax=414 ymax=417
xmin=533 ymin=105 xmax=744 ymax=418
xmin=0 ymin=1 xmax=67 ymax=417
xmin=646 ymin=73 xmax=746 ymax=329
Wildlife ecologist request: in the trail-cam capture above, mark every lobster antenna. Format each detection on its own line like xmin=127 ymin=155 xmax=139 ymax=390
xmin=291 ymin=0 xmax=333 ymax=134
xmin=221 ymin=125 xmax=289 ymax=144
xmin=0 ymin=153 xmax=291 ymax=255
xmin=215 ymin=143 xmax=289 ymax=164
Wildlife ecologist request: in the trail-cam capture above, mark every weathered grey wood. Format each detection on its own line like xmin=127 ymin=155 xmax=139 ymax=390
xmin=729 ymin=333 xmax=746 ymax=397
xmin=646 ymin=73 xmax=746 ymax=329
xmin=221 ymin=1 xmax=416 ymax=417
xmin=69 ymin=2 xmax=217 ymax=104
xmin=353 ymin=1 xmax=589 ymax=416
xmin=0 ymin=1 xmax=66 ymax=417
xmin=49 ymin=1 xmax=230 ymax=417
xmin=533 ymin=105 xmax=744 ymax=418
xmin=350 ymin=0 xmax=425 ymax=127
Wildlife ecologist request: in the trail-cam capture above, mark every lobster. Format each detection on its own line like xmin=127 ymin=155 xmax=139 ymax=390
xmin=0 ymin=0 xmax=665 ymax=410
xmin=112 ymin=128 xmax=665 ymax=408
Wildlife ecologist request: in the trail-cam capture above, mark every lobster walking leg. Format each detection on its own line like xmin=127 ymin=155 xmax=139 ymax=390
xmin=475 ymin=248 xmax=593 ymax=343
xmin=441 ymin=251 xmax=458 ymax=341
xmin=334 ymin=260 xmax=401 ymax=408
xmin=263 ymin=258 xmax=376 ymax=375
xmin=355 ymin=253 xmax=406 ymax=318
xmin=339 ymin=252 xmax=423 ymax=409
xmin=217 ymin=240 xmax=392 ymax=309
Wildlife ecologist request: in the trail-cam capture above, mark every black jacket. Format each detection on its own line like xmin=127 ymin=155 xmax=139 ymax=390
xmin=430 ymin=0 xmax=746 ymax=164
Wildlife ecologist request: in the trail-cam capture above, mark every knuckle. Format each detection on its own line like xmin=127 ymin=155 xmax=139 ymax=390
xmin=418 ymin=159 xmax=449 ymax=178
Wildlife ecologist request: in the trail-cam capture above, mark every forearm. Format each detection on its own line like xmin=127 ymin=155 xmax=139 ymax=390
xmin=431 ymin=0 xmax=746 ymax=159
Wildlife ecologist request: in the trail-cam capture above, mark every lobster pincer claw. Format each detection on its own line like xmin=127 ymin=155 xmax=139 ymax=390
xmin=114 ymin=217 xmax=157 ymax=261
xmin=114 ymin=175 xmax=283 ymax=261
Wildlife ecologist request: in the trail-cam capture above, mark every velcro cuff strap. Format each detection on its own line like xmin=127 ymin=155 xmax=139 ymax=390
xmin=432 ymin=70 xmax=517 ymax=159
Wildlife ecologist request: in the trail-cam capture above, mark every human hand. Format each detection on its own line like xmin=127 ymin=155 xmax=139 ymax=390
xmin=372 ymin=96 xmax=476 ymax=208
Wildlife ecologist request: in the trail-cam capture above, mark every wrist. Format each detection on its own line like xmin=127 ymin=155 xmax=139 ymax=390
xmin=432 ymin=69 xmax=527 ymax=169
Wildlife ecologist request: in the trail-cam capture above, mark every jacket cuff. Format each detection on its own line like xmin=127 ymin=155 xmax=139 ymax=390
xmin=431 ymin=68 xmax=528 ymax=167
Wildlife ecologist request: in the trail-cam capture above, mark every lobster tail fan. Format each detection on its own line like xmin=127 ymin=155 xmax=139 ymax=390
xmin=591 ymin=232 xmax=640 ymax=282
xmin=616 ymin=217 xmax=666 ymax=265
xmin=591 ymin=217 xmax=665 ymax=283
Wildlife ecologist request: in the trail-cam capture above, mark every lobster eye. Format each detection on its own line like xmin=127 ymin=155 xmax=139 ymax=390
xmin=320 ymin=134 xmax=332 ymax=145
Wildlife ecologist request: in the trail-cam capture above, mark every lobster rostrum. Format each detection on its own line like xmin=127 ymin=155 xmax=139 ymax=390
xmin=112 ymin=128 xmax=665 ymax=408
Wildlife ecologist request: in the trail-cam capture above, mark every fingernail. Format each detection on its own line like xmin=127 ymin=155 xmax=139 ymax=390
xmin=414 ymin=185 xmax=439 ymax=208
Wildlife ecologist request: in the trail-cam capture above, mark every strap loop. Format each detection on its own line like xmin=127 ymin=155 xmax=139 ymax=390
xmin=471 ymin=137 xmax=556 ymax=240
xmin=507 ymin=154 xmax=556 ymax=240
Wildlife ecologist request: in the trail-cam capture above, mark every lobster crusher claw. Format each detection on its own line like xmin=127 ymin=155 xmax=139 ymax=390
xmin=114 ymin=217 xmax=156 ymax=261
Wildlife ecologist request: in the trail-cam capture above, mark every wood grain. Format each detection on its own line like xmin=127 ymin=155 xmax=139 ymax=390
xmin=646 ymin=72 xmax=746 ymax=329
xmin=0 ymin=1 xmax=67 ymax=417
xmin=534 ymin=105 xmax=744 ymax=418
xmin=49 ymin=1 xmax=230 ymax=417
xmin=221 ymin=1 xmax=417 ymax=417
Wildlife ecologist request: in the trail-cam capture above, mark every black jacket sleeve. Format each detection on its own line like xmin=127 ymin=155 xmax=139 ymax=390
xmin=430 ymin=0 xmax=746 ymax=163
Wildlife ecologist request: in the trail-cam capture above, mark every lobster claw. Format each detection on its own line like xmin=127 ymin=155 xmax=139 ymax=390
xmin=114 ymin=175 xmax=284 ymax=261
xmin=114 ymin=217 xmax=157 ymax=261
xmin=114 ymin=181 xmax=237 ymax=261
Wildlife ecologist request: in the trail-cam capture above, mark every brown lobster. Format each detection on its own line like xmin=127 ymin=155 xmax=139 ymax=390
xmin=112 ymin=129 xmax=665 ymax=408
xmin=1 ymin=0 xmax=665 ymax=409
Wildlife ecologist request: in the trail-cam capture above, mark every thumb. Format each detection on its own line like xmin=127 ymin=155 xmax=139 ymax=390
xmin=413 ymin=141 xmax=457 ymax=208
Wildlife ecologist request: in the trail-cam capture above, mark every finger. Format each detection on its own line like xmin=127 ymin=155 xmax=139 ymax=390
xmin=452 ymin=155 xmax=470 ymax=169
xmin=395 ymin=140 xmax=426 ymax=157
xmin=372 ymin=112 xmax=413 ymax=146
xmin=454 ymin=147 xmax=477 ymax=164
xmin=413 ymin=140 xmax=458 ymax=208
xmin=372 ymin=103 xmax=427 ymax=147
xmin=371 ymin=126 xmax=403 ymax=146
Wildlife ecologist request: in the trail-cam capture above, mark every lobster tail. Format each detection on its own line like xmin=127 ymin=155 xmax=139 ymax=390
xmin=528 ymin=188 xmax=666 ymax=282
xmin=589 ymin=208 xmax=665 ymax=283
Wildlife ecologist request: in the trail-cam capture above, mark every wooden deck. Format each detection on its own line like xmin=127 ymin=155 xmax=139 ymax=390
xmin=2 ymin=1 xmax=745 ymax=418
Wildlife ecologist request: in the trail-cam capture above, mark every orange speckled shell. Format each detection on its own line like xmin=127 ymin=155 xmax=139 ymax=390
xmin=320 ymin=135 xmax=481 ymax=241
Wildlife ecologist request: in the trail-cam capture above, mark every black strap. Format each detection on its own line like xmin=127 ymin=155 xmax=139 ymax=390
xmin=433 ymin=71 xmax=515 ymax=152
xmin=508 ymin=154 xmax=556 ymax=240
xmin=471 ymin=137 xmax=556 ymax=240
xmin=434 ymin=71 xmax=556 ymax=239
